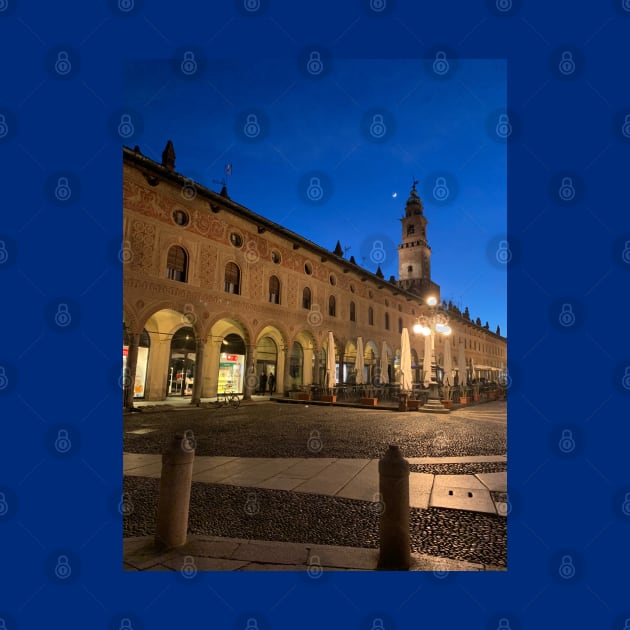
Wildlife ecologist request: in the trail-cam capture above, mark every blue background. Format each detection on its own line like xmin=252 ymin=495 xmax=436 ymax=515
xmin=1 ymin=1 xmax=629 ymax=629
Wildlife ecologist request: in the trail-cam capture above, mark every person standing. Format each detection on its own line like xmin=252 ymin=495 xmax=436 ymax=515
xmin=268 ymin=372 xmax=276 ymax=395
xmin=259 ymin=372 xmax=267 ymax=395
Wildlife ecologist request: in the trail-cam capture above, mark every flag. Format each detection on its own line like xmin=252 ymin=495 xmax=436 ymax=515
xmin=225 ymin=164 xmax=232 ymax=176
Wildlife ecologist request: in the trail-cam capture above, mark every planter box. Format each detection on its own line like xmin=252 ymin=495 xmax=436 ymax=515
xmin=320 ymin=395 xmax=336 ymax=403
xmin=360 ymin=397 xmax=378 ymax=406
xmin=297 ymin=393 xmax=312 ymax=401
xmin=459 ymin=396 xmax=469 ymax=404
xmin=406 ymin=399 xmax=420 ymax=410
xmin=441 ymin=400 xmax=453 ymax=409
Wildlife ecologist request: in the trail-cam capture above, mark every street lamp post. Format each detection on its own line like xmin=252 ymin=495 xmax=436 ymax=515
xmin=413 ymin=296 xmax=451 ymax=415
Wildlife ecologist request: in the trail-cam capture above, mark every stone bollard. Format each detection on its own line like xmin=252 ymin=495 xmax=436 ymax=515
xmin=154 ymin=431 xmax=195 ymax=550
xmin=377 ymin=445 xmax=410 ymax=570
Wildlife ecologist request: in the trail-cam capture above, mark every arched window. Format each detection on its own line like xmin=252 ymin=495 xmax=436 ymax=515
xmin=349 ymin=301 xmax=356 ymax=322
xmin=368 ymin=306 xmax=374 ymax=326
xmin=224 ymin=262 xmax=240 ymax=294
xmin=328 ymin=295 xmax=336 ymax=317
xmin=302 ymin=287 xmax=311 ymax=310
xmin=269 ymin=275 xmax=280 ymax=304
xmin=166 ymin=245 xmax=188 ymax=282
xmin=385 ymin=312 xmax=390 ymax=330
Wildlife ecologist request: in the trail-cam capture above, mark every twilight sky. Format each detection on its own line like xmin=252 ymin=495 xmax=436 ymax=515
xmin=124 ymin=56 xmax=507 ymax=335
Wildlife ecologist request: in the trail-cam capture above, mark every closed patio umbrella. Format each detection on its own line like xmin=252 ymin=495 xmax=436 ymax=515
xmin=422 ymin=332 xmax=432 ymax=388
xmin=379 ymin=341 xmax=389 ymax=384
xmin=442 ymin=336 xmax=453 ymax=386
xmin=400 ymin=328 xmax=413 ymax=391
xmin=326 ymin=331 xmax=336 ymax=391
xmin=355 ymin=336 xmax=365 ymax=385
xmin=457 ymin=340 xmax=467 ymax=387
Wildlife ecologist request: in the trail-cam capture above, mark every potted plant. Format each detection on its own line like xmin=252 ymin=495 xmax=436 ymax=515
xmin=458 ymin=385 xmax=470 ymax=405
xmin=472 ymin=382 xmax=481 ymax=402
xmin=441 ymin=383 xmax=454 ymax=409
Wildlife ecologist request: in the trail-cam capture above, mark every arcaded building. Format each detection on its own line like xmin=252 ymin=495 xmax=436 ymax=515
xmin=122 ymin=141 xmax=507 ymax=406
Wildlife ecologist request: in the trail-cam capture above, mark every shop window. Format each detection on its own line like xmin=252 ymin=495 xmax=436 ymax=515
xmin=166 ymin=245 xmax=188 ymax=282
xmin=269 ymin=275 xmax=281 ymax=304
xmin=224 ymin=262 xmax=241 ymax=294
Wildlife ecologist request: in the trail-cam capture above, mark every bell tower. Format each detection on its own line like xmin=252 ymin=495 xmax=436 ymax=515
xmin=397 ymin=180 xmax=440 ymax=301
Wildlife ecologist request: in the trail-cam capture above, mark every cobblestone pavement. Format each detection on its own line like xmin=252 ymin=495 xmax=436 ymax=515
xmin=124 ymin=400 xmax=507 ymax=459
xmin=123 ymin=400 xmax=507 ymax=568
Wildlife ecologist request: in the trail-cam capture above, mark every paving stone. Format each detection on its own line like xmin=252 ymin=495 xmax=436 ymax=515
xmin=432 ymin=475 xmax=487 ymax=490
xmin=475 ymin=471 xmax=507 ymax=492
xmin=409 ymin=473 xmax=434 ymax=509
xmin=230 ymin=540 xmax=310 ymax=565
xmin=294 ymin=459 xmax=371 ymax=495
xmin=430 ymin=483 xmax=496 ymax=514
xmin=307 ymin=545 xmax=378 ymax=570
xmin=161 ymin=556 xmax=250 ymax=572
xmin=122 ymin=539 xmax=180 ymax=570
xmin=178 ymin=538 xmax=240 ymax=559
